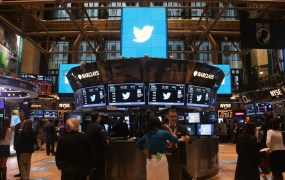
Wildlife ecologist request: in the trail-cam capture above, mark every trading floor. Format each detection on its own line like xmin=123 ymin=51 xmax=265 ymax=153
xmin=5 ymin=143 xmax=283 ymax=180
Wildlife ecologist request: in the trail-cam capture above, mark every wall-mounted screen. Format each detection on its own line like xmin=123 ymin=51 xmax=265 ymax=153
xmin=148 ymin=83 xmax=185 ymax=106
xmin=11 ymin=115 xmax=20 ymax=126
xmin=58 ymin=64 xmax=80 ymax=93
xmin=187 ymin=85 xmax=210 ymax=107
xmin=185 ymin=112 xmax=200 ymax=123
xmin=82 ymin=85 xmax=106 ymax=107
xmin=121 ymin=7 xmax=168 ymax=58
xmin=186 ymin=124 xmax=196 ymax=136
xmin=43 ymin=110 xmax=58 ymax=118
xmin=29 ymin=110 xmax=44 ymax=118
xmin=108 ymin=83 xmax=145 ymax=106
xmin=213 ymin=64 xmax=232 ymax=94
xmin=245 ymin=103 xmax=256 ymax=115
xmin=255 ymin=102 xmax=273 ymax=115
xmin=197 ymin=124 xmax=215 ymax=136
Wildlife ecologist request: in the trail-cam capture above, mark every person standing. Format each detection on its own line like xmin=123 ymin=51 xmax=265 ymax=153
xmin=43 ymin=119 xmax=56 ymax=155
xmin=85 ymin=111 xmax=109 ymax=180
xmin=165 ymin=109 xmax=191 ymax=180
xmin=234 ymin=122 xmax=260 ymax=180
xmin=55 ymin=118 xmax=92 ymax=180
xmin=136 ymin=116 xmax=179 ymax=180
xmin=19 ymin=119 xmax=37 ymax=180
xmin=266 ymin=118 xmax=285 ymax=180
xmin=13 ymin=111 xmax=26 ymax=177
xmin=0 ymin=116 xmax=12 ymax=180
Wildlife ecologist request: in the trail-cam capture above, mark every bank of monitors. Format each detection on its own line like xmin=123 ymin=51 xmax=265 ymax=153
xmin=186 ymin=124 xmax=196 ymax=136
xmin=148 ymin=83 xmax=185 ymax=106
xmin=197 ymin=124 xmax=215 ymax=136
xmin=185 ymin=112 xmax=201 ymax=123
xmin=43 ymin=110 xmax=58 ymax=118
xmin=108 ymin=83 xmax=145 ymax=106
xmin=82 ymin=85 xmax=106 ymax=107
xmin=187 ymin=85 xmax=210 ymax=107
xmin=30 ymin=110 xmax=44 ymax=118
xmin=255 ymin=102 xmax=273 ymax=115
xmin=245 ymin=103 xmax=256 ymax=115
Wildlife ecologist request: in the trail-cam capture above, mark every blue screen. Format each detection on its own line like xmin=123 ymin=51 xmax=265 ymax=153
xmin=121 ymin=7 xmax=168 ymax=58
xmin=11 ymin=115 xmax=20 ymax=126
xmin=213 ymin=64 xmax=232 ymax=94
xmin=58 ymin=64 xmax=80 ymax=93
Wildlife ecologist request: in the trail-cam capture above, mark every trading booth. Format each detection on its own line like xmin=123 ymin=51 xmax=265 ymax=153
xmin=66 ymin=57 xmax=225 ymax=180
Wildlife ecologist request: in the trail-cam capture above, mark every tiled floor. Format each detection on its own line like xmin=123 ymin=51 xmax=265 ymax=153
xmin=5 ymin=143 xmax=284 ymax=180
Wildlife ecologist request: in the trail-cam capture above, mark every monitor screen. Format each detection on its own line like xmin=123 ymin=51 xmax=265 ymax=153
xmin=185 ymin=112 xmax=201 ymax=123
xmin=29 ymin=110 xmax=44 ymax=118
xmin=186 ymin=124 xmax=196 ymax=136
xmin=69 ymin=112 xmax=83 ymax=124
xmin=82 ymin=85 xmax=106 ymax=107
xmin=197 ymin=124 xmax=215 ymax=136
xmin=187 ymin=85 xmax=210 ymax=107
xmin=0 ymin=99 xmax=5 ymax=109
xmin=121 ymin=7 xmax=168 ymax=58
xmin=245 ymin=103 xmax=256 ymax=115
xmin=208 ymin=111 xmax=218 ymax=123
xmin=108 ymin=83 xmax=145 ymax=106
xmin=212 ymin=64 xmax=232 ymax=94
xmin=43 ymin=110 xmax=58 ymax=118
xmin=58 ymin=64 xmax=80 ymax=93
xmin=11 ymin=115 xmax=20 ymax=126
xmin=148 ymin=83 xmax=185 ymax=106
xmin=255 ymin=102 xmax=273 ymax=114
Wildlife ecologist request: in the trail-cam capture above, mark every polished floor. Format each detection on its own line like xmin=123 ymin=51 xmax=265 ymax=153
xmin=5 ymin=143 xmax=284 ymax=180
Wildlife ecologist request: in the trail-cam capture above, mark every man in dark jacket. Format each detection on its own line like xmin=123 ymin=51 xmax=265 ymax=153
xmin=19 ymin=119 xmax=36 ymax=180
xmin=55 ymin=118 xmax=92 ymax=180
xmin=43 ymin=119 xmax=56 ymax=155
xmin=85 ymin=111 xmax=109 ymax=180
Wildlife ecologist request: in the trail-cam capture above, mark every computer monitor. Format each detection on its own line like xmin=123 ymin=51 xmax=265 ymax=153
xmin=29 ymin=110 xmax=44 ymax=118
xmin=245 ymin=103 xmax=256 ymax=115
xmin=148 ymin=83 xmax=185 ymax=106
xmin=187 ymin=85 xmax=210 ymax=107
xmin=185 ymin=112 xmax=201 ymax=123
xmin=108 ymin=83 xmax=145 ymax=106
xmin=43 ymin=110 xmax=58 ymax=118
xmin=197 ymin=124 xmax=215 ymax=136
xmin=186 ymin=124 xmax=196 ymax=136
xmin=255 ymin=102 xmax=273 ymax=115
xmin=82 ymin=85 xmax=106 ymax=107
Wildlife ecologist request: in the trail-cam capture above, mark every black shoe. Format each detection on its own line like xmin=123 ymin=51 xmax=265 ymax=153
xmin=14 ymin=173 xmax=21 ymax=177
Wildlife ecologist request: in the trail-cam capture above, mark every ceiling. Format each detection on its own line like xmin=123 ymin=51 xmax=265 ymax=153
xmin=0 ymin=0 xmax=285 ymax=56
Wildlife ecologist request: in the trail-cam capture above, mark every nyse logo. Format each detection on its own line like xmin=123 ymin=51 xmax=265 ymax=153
xmin=193 ymin=71 xmax=214 ymax=79
xmin=220 ymin=103 xmax=231 ymax=109
xmin=133 ymin=25 xmax=154 ymax=43
xmin=270 ymin=89 xmax=282 ymax=97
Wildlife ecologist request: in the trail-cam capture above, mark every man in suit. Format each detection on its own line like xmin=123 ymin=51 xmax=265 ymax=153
xmin=165 ymin=108 xmax=191 ymax=180
xmin=55 ymin=118 xmax=92 ymax=180
xmin=13 ymin=111 xmax=26 ymax=177
xmin=43 ymin=119 xmax=56 ymax=155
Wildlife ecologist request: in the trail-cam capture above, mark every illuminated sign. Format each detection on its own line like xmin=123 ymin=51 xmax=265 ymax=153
xmin=213 ymin=64 xmax=232 ymax=94
xmin=193 ymin=71 xmax=215 ymax=79
xmin=219 ymin=103 xmax=231 ymax=109
xmin=78 ymin=71 xmax=99 ymax=80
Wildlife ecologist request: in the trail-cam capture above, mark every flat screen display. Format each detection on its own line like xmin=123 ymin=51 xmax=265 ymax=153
xmin=185 ymin=112 xmax=200 ymax=123
xmin=82 ymin=85 xmax=106 ymax=107
xmin=186 ymin=124 xmax=196 ymax=136
xmin=208 ymin=111 xmax=218 ymax=123
xmin=148 ymin=83 xmax=185 ymax=106
xmin=29 ymin=110 xmax=44 ymax=118
xmin=255 ymin=102 xmax=273 ymax=115
xmin=108 ymin=83 xmax=145 ymax=106
xmin=11 ymin=115 xmax=20 ymax=126
xmin=197 ymin=124 xmax=215 ymax=136
xmin=213 ymin=64 xmax=232 ymax=94
xmin=245 ymin=103 xmax=256 ymax=115
xmin=0 ymin=99 xmax=5 ymax=109
xmin=69 ymin=112 xmax=83 ymax=124
xmin=121 ymin=7 xmax=168 ymax=58
xmin=187 ymin=85 xmax=210 ymax=107
xmin=58 ymin=64 xmax=80 ymax=93
xmin=43 ymin=110 xmax=58 ymax=118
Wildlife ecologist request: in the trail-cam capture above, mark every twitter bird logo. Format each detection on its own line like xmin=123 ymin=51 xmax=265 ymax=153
xmin=122 ymin=92 xmax=131 ymax=100
xmin=90 ymin=95 xmax=96 ymax=102
xmin=133 ymin=25 xmax=154 ymax=43
xmin=163 ymin=92 xmax=171 ymax=100
xmin=196 ymin=95 xmax=202 ymax=101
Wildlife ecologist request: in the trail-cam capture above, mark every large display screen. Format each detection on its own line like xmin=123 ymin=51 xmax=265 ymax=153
xmin=197 ymin=124 xmax=215 ymax=136
xmin=108 ymin=83 xmax=145 ymax=106
xmin=245 ymin=103 xmax=256 ymax=115
xmin=121 ymin=7 xmax=168 ymax=58
xmin=43 ymin=110 xmax=58 ymax=118
xmin=213 ymin=64 xmax=232 ymax=94
xmin=255 ymin=102 xmax=273 ymax=115
xmin=186 ymin=124 xmax=196 ymax=136
xmin=187 ymin=85 xmax=210 ymax=107
xmin=58 ymin=64 xmax=80 ymax=93
xmin=82 ymin=85 xmax=106 ymax=107
xmin=185 ymin=112 xmax=200 ymax=123
xmin=29 ymin=110 xmax=44 ymax=118
xmin=148 ymin=83 xmax=185 ymax=106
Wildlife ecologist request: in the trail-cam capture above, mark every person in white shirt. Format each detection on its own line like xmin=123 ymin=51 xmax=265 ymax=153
xmin=266 ymin=118 xmax=285 ymax=180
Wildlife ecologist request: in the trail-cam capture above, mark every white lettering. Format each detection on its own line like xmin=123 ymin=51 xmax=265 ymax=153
xmin=270 ymin=89 xmax=282 ymax=97
xmin=193 ymin=70 xmax=215 ymax=79
xmin=78 ymin=71 xmax=100 ymax=80
xmin=220 ymin=104 xmax=231 ymax=109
